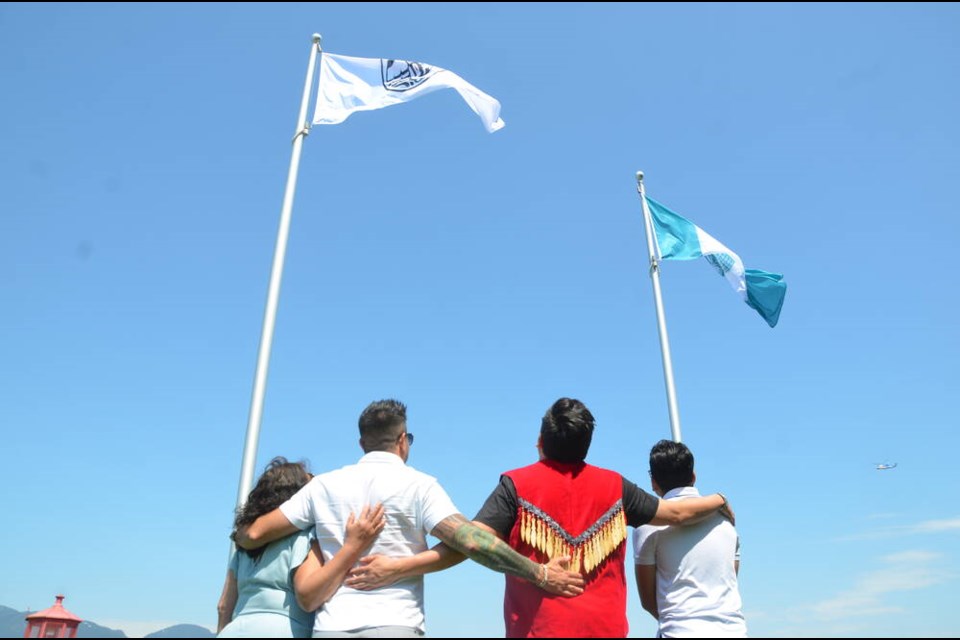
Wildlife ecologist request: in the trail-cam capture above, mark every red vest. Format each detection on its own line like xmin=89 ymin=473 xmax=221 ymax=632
xmin=503 ymin=460 xmax=628 ymax=638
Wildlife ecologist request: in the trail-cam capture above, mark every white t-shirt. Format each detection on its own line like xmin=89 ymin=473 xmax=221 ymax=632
xmin=633 ymin=486 xmax=748 ymax=638
xmin=280 ymin=451 xmax=459 ymax=634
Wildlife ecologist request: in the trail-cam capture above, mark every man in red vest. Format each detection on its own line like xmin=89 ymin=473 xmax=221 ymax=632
xmin=345 ymin=397 xmax=734 ymax=638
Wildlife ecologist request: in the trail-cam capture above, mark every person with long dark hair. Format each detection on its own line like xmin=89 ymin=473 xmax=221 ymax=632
xmin=217 ymin=457 xmax=384 ymax=637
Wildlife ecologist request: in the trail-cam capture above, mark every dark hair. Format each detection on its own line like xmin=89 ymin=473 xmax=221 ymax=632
xmin=358 ymin=399 xmax=407 ymax=452
xmin=649 ymin=439 xmax=694 ymax=494
xmin=233 ymin=456 xmax=311 ymax=559
xmin=540 ymin=397 xmax=594 ymax=463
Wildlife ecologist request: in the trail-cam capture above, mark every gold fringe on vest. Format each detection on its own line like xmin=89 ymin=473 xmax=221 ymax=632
xmin=517 ymin=501 xmax=627 ymax=575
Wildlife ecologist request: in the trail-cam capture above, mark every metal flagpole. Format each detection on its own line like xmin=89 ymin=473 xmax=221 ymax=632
xmin=234 ymin=34 xmax=323 ymax=509
xmin=635 ymin=171 xmax=683 ymax=443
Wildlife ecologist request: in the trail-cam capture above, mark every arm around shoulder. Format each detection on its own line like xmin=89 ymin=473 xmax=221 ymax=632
xmin=233 ymin=508 xmax=299 ymax=550
xmin=649 ymin=493 xmax=732 ymax=526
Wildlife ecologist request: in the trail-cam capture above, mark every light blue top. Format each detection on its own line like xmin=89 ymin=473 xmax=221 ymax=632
xmin=229 ymin=529 xmax=315 ymax=631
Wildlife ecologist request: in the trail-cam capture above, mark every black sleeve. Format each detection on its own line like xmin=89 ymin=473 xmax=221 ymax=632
xmin=622 ymin=476 xmax=659 ymax=527
xmin=473 ymin=475 xmax=518 ymax=539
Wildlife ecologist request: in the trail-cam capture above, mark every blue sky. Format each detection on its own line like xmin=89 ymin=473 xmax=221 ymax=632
xmin=2 ymin=2 xmax=958 ymax=638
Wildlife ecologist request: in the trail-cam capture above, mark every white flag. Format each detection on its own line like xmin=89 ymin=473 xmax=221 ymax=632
xmin=313 ymin=53 xmax=505 ymax=133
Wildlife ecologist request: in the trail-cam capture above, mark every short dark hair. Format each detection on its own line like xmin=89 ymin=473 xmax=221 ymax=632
xmin=233 ymin=456 xmax=311 ymax=559
xmin=649 ymin=439 xmax=694 ymax=494
xmin=540 ymin=397 xmax=594 ymax=463
xmin=359 ymin=399 xmax=407 ymax=452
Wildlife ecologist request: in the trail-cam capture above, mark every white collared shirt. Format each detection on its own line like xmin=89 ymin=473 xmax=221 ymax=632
xmin=633 ymin=486 xmax=747 ymax=638
xmin=280 ymin=451 xmax=459 ymax=633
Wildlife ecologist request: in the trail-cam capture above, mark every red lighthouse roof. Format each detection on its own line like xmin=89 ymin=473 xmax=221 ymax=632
xmin=25 ymin=595 xmax=82 ymax=623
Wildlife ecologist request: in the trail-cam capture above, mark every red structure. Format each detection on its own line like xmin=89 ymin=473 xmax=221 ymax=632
xmin=23 ymin=595 xmax=82 ymax=638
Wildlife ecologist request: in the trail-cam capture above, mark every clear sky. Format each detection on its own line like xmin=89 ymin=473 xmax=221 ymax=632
xmin=2 ymin=2 xmax=958 ymax=638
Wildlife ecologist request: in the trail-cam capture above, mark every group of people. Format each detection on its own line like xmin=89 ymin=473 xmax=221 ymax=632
xmin=216 ymin=397 xmax=747 ymax=638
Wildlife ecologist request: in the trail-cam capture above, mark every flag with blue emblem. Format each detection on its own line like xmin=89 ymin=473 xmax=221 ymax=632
xmin=645 ymin=196 xmax=787 ymax=328
xmin=314 ymin=53 xmax=505 ymax=133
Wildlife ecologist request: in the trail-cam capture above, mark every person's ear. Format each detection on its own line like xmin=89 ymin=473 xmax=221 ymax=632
xmin=651 ymin=476 xmax=663 ymax=497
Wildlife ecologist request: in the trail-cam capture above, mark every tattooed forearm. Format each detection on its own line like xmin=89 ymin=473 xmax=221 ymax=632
xmin=432 ymin=514 xmax=539 ymax=582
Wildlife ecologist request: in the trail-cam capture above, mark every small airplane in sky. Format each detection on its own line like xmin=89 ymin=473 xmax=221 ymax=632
xmin=875 ymin=462 xmax=898 ymax=470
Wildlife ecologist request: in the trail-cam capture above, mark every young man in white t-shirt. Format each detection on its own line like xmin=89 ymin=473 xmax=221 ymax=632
xmin=633 ymin=440 xmax=748 ymax=638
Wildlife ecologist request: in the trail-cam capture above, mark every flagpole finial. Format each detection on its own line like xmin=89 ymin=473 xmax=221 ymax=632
xmin=312 ymin=34 xmax=322 ymax=44
xmin=636 ymin=170 xmax=644 ymax=184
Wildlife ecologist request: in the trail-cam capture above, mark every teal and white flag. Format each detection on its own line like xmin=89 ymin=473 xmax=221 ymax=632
xmin=646 ymin=196 xmax=787 ymax=328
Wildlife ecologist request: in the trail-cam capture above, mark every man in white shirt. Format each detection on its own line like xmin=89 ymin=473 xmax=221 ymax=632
xmin=235 ymin=398 xmax=584 ymax=638
xmin=633 ymin=440 xmax=748 ymax=638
